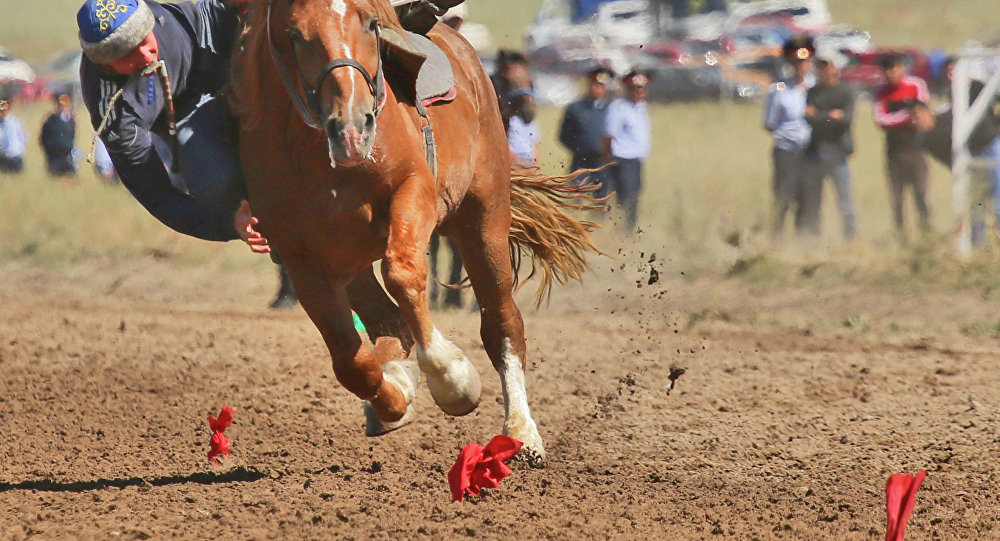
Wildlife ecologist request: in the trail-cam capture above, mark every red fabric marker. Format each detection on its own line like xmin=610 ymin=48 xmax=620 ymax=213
xmin=886 ymin=470 xmax=927 ymax=541
xmin=208 ymin=406 xmax=234 ymax=465
xmin=448 ymin=435 xmax=523 ymax=501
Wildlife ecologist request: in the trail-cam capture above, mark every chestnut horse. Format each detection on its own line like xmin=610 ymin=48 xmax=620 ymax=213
xmin=230 ymin=0 xmax=600 ymax=464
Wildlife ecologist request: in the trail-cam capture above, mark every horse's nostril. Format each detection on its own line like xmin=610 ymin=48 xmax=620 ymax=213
xmin=363 ymin=113 xmax=375 ymax=130
xmin=325 ymin=117 xmax=345 ymax=139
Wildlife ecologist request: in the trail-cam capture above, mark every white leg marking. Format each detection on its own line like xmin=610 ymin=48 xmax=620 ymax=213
xmin=415 ymin=327 xmax=482 ymax=415
xmin=499 ymin=338 xmax=545 ymax=461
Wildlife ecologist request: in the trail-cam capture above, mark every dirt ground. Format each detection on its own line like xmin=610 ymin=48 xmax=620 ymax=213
xmin=1 ymin=257 xmax=998 ymax=540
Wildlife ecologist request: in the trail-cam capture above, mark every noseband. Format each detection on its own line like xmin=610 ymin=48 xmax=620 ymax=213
xmin=266 ymin=1 xmax=386 ymax=130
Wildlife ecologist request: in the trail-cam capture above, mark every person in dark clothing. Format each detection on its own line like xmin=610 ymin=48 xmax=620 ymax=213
xmin=40 ymin=94 xmax=78 ymax=177
xmin=558 ymin=66 xmax=614 ymax=188
xmin=802 ymin=54 xmax=857 ymax=240
xmin=79 ymin=0 xmax=265 ymax=247
xmin=873 ymin=54 xmax=933 ymax=238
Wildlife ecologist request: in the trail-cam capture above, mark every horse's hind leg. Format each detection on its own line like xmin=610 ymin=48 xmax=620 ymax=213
xmin=283 ymin=258 xmax=420 ymax=434
xmin=451 ymin=206 xmax=545 ymax=465
xmin=381 ymin=180 xmax=482 ymax=417
xmin=348 ymin=264 xmax=414 ymax=361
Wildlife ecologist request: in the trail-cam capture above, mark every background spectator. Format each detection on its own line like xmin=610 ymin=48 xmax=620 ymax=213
xmin=40 ymin=93 xmax=77 ymax=177
xmin=763 ymin=36 xmax=814 ymax=239
xmin=603 ymin=68 xmax=651 ymax=232
xmin=803 ymin=53 xmax=857 ymax=241
xmin=559 ymin=66 xmax=614 ymax=187
xmin=0 ymin=98 xmax=26 ymax=174
xmin=874 ymin=54 xmax=934 ymax=240
xmin=507 ymin=98 xmax=540 ymax=167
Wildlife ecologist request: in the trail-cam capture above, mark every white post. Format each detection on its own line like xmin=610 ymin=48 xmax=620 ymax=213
xmin=951 ymin=47 xmax=1000 ymax=257
xmin=952 ymin=56 xmax=972 ymax=257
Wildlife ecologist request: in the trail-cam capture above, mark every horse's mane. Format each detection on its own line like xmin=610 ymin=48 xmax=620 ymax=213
xmin=229 ymin=0 xmax=403 ymax=125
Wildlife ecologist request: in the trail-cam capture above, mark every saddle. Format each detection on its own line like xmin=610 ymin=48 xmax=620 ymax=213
xmin=380 ymin=28 xmax=456 ymax=107
xmin=380 ymin=26 xmax=458 ymax=179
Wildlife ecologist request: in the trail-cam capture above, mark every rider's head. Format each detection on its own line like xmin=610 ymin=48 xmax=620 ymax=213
xmin=78 ymin=0 xmax=158 ymax=75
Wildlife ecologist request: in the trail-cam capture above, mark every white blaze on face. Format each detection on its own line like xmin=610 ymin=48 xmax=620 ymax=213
xmin=329 ymin=0 xmax=356 ymax=125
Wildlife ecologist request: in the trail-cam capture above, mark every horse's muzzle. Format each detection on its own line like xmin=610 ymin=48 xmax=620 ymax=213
xmin=325 ymin=113 xmax=376 ymax=168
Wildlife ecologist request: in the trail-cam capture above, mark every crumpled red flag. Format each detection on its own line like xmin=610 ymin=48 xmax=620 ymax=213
xmin=886 ymin=470 xmax=927 ymax=541
xmin=207 ymin=406 xmax=234 ymax=465
xmin=448 ymin=435 xmax=523 ymax=501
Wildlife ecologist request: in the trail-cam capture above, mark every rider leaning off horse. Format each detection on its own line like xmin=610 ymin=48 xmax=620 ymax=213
xmin=77 ymin=0 xmax=463 ymax=265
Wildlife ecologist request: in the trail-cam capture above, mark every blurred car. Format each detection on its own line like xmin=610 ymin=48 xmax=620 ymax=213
xmin=526 ymin=0 xmax=655 ymax=50
xmin=812 ymin=24 xmax=872 ymax=57
xmin=840 ymin=48 xmax=932 ymax=95
xmin=646 ymin=64 xmax=725 ymax=102
xmin=0 ymin=46 xmax=35 ymax=100
xmin=721 ymin=23 xmax=790 ymax=61
xmin=725 ymin=0 xmax=831 ymax=35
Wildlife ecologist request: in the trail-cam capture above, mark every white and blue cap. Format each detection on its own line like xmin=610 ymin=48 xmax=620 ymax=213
xmin=77 ymin=0 xmax=155 ymax=65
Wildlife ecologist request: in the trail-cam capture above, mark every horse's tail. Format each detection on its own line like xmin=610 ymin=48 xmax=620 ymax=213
xmin=508 ymin=166 xmax=608 ymax=306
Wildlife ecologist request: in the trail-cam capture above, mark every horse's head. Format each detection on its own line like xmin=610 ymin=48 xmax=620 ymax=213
xmin=268 ymin=0 xmax=397 ymax=167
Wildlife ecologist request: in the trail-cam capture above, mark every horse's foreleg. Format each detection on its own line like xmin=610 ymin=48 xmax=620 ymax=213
xmin=284 ymin=258 xmax=419 ymax=433
xmin=381 ymin=181 xmax=482 ymax=417
xmin=451 ymin=205 xmax=545 ymax=466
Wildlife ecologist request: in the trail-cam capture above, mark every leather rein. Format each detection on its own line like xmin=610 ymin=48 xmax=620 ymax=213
xmin=266 ymin=0 xmax=386 ymax=130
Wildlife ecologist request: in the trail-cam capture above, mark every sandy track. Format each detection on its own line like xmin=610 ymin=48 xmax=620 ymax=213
xmin=1 ymin=264 xmax=998 ymax=540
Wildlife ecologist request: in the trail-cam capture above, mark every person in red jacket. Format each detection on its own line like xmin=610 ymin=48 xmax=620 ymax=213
xmin=873 ymin=54 xmax=933 ymax=239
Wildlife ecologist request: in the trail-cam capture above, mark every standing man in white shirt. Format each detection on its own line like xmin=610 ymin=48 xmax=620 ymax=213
xmin=603 ymin=69 xmax=651 ymax=232
xmin=0 ymin=99 xmax=27 ymax=175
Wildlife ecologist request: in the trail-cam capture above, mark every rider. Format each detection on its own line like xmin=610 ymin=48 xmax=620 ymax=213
xmin=78 ymin=0 xmax=268 ymax=251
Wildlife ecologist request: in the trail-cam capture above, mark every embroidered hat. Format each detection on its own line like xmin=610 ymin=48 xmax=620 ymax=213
xmin=77 ymin=0 xmax=155 ymax=65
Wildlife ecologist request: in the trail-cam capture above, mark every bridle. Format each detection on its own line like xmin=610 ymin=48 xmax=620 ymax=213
xmin=266 ymin=0 xmax=386 ymax=130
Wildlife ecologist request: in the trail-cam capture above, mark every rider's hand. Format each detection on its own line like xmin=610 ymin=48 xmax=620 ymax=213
xmin=234 ymin=199 xmax=271 ymax=254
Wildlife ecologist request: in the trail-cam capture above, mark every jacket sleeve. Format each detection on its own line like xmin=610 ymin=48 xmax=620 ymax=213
xmin=873 ymin=92 xmax=911 ymax=129
xmin=196 ymin=0 xmax=240 ymax=51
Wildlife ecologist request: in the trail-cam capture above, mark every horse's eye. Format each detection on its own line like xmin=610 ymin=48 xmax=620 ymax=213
xmin=287 ymin=27 xmax=303 ymax=41
xmin=368 ymin=18 xmax=379 ymax=33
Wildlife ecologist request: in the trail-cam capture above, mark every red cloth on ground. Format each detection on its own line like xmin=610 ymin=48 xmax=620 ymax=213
xmin=448 ymin=435 xmax=523 ymax=501
xmin=886 ymin=470 xmax=927 ymax=541
xmin=208 ymin=406 xmax=234 ymax=464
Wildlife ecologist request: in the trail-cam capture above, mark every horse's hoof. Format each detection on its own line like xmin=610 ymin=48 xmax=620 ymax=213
xmin=364 ymin=400 xmax=415 ymax=437
xmin=510 ymin=446 xmax=546 ymax=469
xmin=364 ymin=360 xmax=421 ymax=437
xmin=425 ymin=357 xmax=482 ymax=416
xmin=506 ymin=420 xmax=545 ymax=467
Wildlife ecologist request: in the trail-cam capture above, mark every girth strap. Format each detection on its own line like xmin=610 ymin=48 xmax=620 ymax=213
xmin=415 ymin=99 xmax=437 ymax=180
